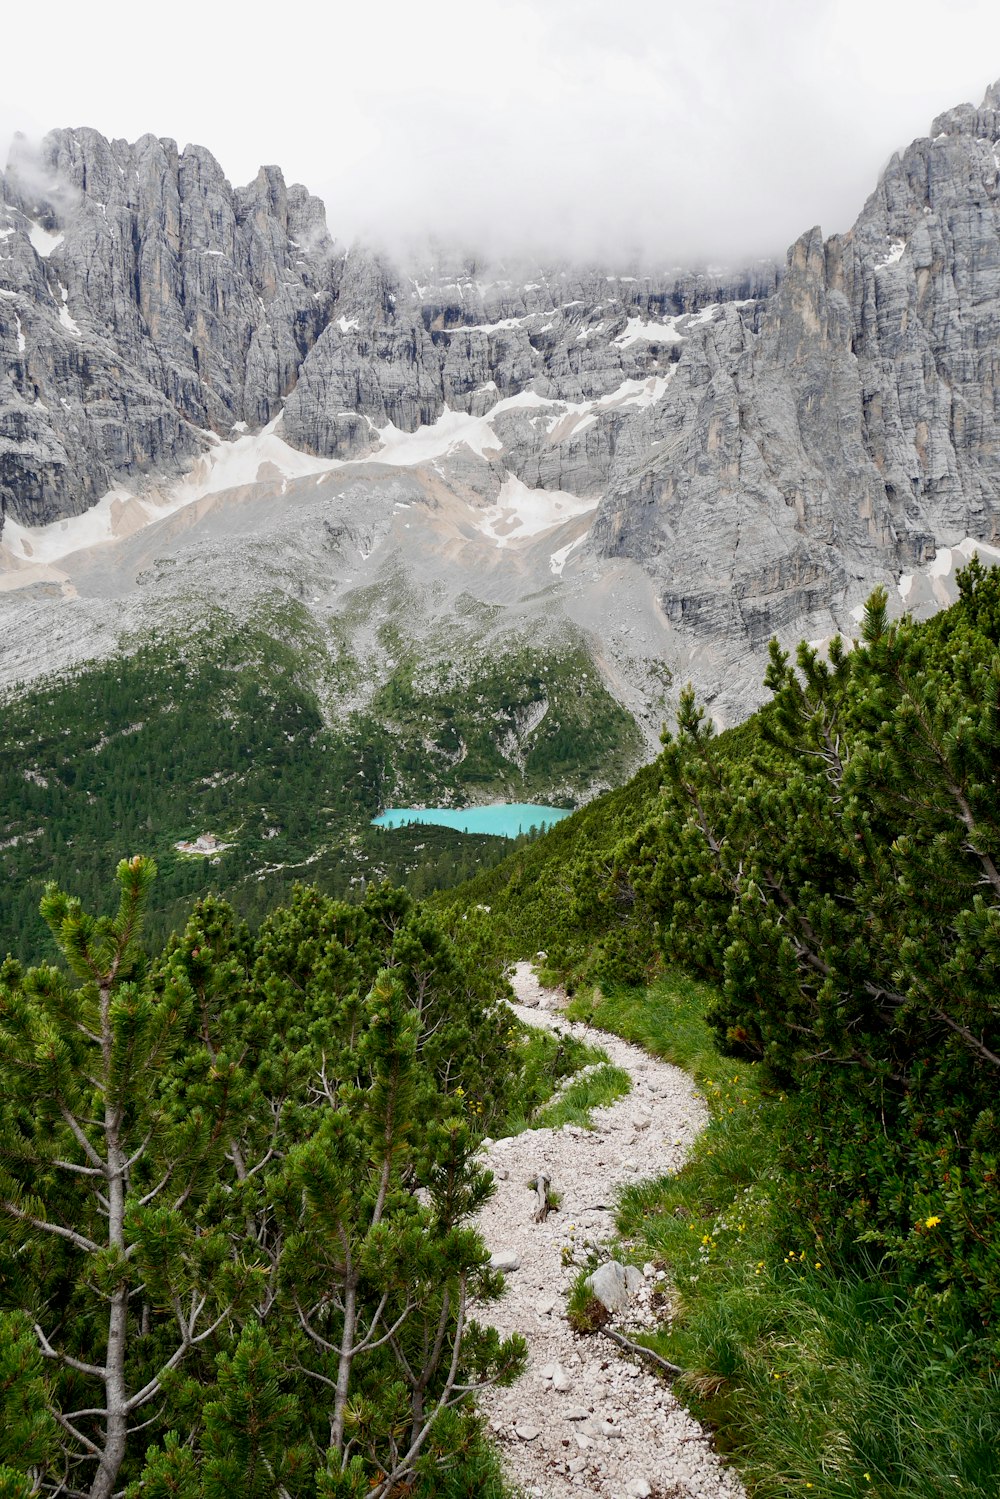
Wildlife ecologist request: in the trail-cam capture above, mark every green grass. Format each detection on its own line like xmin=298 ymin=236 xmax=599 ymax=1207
xmin=564 ymin=969 xmax=726 ymax=1084
xmin=533 ymin=1062 xmax=631 ymax=1130
xmin=568 ymin=975 xmax=1000 ymax=1499
xmin=497 ymin=1018 xmax=630 ymax=1136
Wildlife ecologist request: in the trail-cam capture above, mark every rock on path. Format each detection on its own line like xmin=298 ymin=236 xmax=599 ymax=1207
xmin=475 ymin=962 xmax=745 ymax=1499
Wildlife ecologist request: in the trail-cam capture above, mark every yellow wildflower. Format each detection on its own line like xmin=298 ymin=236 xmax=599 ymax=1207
xmin=924 ymin=1214 xmax=941 ymax=1228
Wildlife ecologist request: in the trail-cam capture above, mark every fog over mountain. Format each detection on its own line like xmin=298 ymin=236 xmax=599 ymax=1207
xmin=2 ymin=1 xmax=999 ymax=264
xmin=4 ymin=72 xmax=1000 ymax=742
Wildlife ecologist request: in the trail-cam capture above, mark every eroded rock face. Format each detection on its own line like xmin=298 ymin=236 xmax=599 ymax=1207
xmin=0 ymin=129 xmax=335 ymax=526
xmin=0 ymin=125 xmax=774 ymax=530
xmin=590 ymin=80 xmax=1000 ymax=650
xmin=4 ymin=81 xmax=1000 ymax=672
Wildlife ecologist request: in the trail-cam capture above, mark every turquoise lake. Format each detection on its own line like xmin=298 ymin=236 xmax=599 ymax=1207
xmin=372 ymin=804 xmax=572 ymax=838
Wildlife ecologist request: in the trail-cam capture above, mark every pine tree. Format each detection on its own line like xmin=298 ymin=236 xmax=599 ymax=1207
xmin=643 ymin=568 xmax=1000 ymax=1324
xmin=0 ymin=859 xmax=245 ymax=1499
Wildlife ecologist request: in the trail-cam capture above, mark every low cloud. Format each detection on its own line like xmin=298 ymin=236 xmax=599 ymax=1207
xmin=2 ymin=0 xmax=999 ymax=269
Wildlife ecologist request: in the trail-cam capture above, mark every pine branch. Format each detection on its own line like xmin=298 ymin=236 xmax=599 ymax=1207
xmin=4 ymin=1203 xmax=100 ymax=1254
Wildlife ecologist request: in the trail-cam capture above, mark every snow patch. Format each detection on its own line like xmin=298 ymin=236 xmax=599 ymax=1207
xmin=28 ymin=221 xmax=64 ymax=258
xmin=549 ymin=533 xmax=587 ymax=575
xmin=0 ymin=417 xmax=342 ymax=573
xmin=337 ymin=315 xmax=359 ymax=333
xmin=370 ymin=406 xmax=504 ymax=466
xmin=474 ymin=475 xmax=597 ymax=548
xmin=453 ymin=316 xmax=526 ymax=334
xmin=57 ymin=285 xmax=80 ymax=336
xmin=875 ymin=239 xmax=906 ymax=271
xmin=615 ymin=315 xmax=684 ymax=348
xmin=898 ymin=537 xmax=1000 ymax=611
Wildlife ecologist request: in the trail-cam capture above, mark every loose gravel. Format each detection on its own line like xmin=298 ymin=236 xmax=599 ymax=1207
xmin=474 ymin=962 xmax=746 ymax=1499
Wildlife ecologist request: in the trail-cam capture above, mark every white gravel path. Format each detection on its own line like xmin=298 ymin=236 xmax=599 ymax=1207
xmin=475 ymin=963 xmax=746 ymax=1499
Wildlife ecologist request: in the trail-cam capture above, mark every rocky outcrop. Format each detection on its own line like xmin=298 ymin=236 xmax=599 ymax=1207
xmin=281 ymin=253 xmax=776 ymax=464
xmin=591 ymin=80 xmax=1000 ymax=648
xmin=0 ymin=124 xmax=774 ymax=529
xmin=0 ymin=129 xmax=335 ymax=526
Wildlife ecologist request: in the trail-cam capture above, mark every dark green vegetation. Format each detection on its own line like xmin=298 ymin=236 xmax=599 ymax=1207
xmin=446 ymin=559 xmax=1000 ymax=1498
xmin=0 ymin=862 xmax=591 ymax=1499
xmin=0 ymin=602 xmax=641 ymax=961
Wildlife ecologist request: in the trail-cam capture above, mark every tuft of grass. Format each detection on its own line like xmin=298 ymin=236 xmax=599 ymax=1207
xmin=565 ymin=1272 xmax=612 ymax=1334
xmin=497 ymin=1024 xmax=607 ymax=1136
xmin=574 ymin=973 xmax=1000 ymax=1499
xmin=533 ymin=1062 xmax=631 ymax=1131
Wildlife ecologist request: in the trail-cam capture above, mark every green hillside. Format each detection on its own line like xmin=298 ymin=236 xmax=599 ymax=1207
xmin=443 ymin=561 xmax=1000 ymax=1499
xmin=0 ymin=601 xmax=641 ymax=961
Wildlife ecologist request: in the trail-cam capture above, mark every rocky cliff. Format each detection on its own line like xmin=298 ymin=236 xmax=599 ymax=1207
xmin=590 ymin=81 xmax=1000 ymax=647
xmin=0 ymin=129 xmax=335 ymax=526
xmin=0 ymin=126 xmax=774 ymax=530
xmin=3 ymin=82 xmax=1000 ymax=677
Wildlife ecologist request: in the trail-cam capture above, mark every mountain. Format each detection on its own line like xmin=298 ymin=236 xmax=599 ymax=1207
xmin=1 ymin=83 xmax=1000 ymax=740
xmin=590 ymin=80 xmax=1000 ymax=654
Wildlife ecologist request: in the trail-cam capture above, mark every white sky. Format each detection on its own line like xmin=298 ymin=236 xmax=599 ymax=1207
xmin=2 ymin=0 xmax=999 ymax=265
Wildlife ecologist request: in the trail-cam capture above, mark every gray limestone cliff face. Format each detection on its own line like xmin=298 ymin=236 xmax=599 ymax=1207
xmin=0 ymin=129 xmax=335 ymax=526
xmin=280 ymin=253 xmax=776 ymax=475
xmin=590 ymin=81 xmax=1000 ymax=648
xmin=6 ymin=83 xmax=1000 ymax=674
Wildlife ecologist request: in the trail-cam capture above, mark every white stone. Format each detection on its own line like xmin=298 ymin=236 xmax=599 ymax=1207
xmin=585 ymin=1260 xmax=630 ymax=1313
xmin=624 ymin=1264 xmax=645 ymax=1295
xmin=490 ymin=1249 xmax=520 ymax=1271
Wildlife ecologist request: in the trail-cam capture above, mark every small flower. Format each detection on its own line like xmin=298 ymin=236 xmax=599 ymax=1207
xmin=924 ymin=1214 xmax=941 ymax=1228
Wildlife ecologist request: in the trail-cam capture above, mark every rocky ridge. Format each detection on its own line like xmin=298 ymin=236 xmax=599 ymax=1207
xmin=0 ymin=126 xmax=773 ymax=530
xmin=2 ymin=83 xmax=1000 ymax=726
xmin=590 ymin=80 xmax=1000 ymax=651
xmin=0 ymin=129 xmax=335 ymax=526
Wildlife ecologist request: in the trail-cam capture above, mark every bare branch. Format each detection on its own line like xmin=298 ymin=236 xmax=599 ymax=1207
xmin=5 ymin=1205 xmax=100 ymax=1255
xmin=34 ymin=1324 xmax=106 ymax=1380
xmin=597 ymin=1325 xmax=684 ymax=1377
xmin=56 ymin=1103 xmax=106 ymax=1173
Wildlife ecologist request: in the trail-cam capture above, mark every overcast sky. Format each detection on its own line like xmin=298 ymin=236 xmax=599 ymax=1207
xmin=2 ymin=0 xmax=999 ymax=265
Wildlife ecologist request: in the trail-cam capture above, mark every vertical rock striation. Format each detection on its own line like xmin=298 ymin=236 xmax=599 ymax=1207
xmin=0 ymin=129 xmax=335 ymax=526
xmin=590 ymin=80 xmax=1000 ymax=647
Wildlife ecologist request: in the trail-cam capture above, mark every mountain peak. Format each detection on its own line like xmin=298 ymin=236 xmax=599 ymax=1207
xmin=930 ymin=77 xmax=1000 ymax=138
